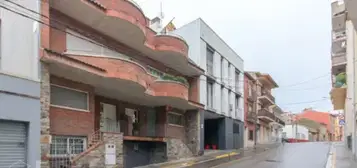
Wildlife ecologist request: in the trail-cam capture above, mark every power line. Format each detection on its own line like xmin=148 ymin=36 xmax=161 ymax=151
xmin=278 ymin=73 xmax=330 ymax=88
xmin=280 ymin=98 xmax=329 ymax=106
xmin=275 ymin=83 xmax=332 ymax=92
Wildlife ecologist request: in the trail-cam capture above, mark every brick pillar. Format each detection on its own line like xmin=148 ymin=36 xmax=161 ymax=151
xmin=40 ymin=63 xmax=51 ymax=168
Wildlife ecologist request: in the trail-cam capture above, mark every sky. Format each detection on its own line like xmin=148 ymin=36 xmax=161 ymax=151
xmin=134 ymin=0 xmax=333 ymax=113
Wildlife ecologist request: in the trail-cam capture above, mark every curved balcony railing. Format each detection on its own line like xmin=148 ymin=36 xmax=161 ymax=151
xmin=262 ymin=89 xmax=275 ymax=103
xmin=258 ymin=108 xmax=275 ymax=121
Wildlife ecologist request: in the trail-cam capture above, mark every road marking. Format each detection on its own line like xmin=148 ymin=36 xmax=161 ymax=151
xmin=215 ymin=152 xmax=239 ymax=159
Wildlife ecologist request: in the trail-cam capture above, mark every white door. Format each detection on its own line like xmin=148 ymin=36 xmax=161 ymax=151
xmin=100 ymin=103 xmax=117 ymax=132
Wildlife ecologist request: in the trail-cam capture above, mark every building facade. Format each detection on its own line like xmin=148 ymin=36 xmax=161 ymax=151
xmin=173 ymin=18 xmax=245 ymax=150
xmin=330 ymin=0 xmax=357 ymax=158
xmin=243 ymin=72 xmax=285 ymax=147
xmin=243 ymin=72 xmax=257 ymax=148
xmin=38 ymin=1 xmax=204 ymax=167
xmin=281 ymin=124 xmax=309 ymax=142
xmin=0 ymin=0 xmax=41 ymax=167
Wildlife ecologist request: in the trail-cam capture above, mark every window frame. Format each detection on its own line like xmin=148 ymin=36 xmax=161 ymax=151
xmin=168 ymin=112 xmax=184 ymax=127
xmin=207 ymin=81 xmax=214 ymax=109
xmin=50 ymin=136 xmax=87 ymax=157
xmin=50 ymin=84 xmax=90 ymax=112
xmin=206 ymin=46 xmax=214 ymax=75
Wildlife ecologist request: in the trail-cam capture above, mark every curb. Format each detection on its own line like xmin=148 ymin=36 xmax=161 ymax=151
xmin=178 ymin=146 xmax=278 ymax=168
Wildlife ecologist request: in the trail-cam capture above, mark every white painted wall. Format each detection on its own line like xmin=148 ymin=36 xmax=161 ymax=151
xmin=281 ymin=124 xmax=309 ymax=140
xmin=173 ymin=18 xmax=244 ymax=120
xmin=346 ymin=20 xmax=355 ymax=139
xmin=0 ymin=0 xmax=40 ymax=80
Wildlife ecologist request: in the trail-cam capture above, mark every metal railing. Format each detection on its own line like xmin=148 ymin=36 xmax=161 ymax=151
xmin=262 ymin=89 xmax=275 ymax=102
xmin=258 ymin=108 xmax=275 ymax=120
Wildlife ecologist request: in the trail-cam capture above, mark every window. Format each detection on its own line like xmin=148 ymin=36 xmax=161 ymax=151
xmin=50 ymin=85 xmax=89 ymax=111
xmin=221 ymin=86 xmax=224 ymax=112
xmin=168 ymin=112 xmax=184 ymax=126
xmin=206 ymin=46 xmax=214 ymax=75
xmin=220 ymin=57 xmax=224 ymax=80
xmin=235 ymin=70 xmax=240 ymax=91
xmin=235 ymin=96 xmax=239 ymax=116
xmin=228 ymin=63 xmax=231 ymax=82
xmin=248 ymin=81 xmax=253 ymax=97
xmin=50 ymin=136 xmax=86 ymax=156
xmin=248 ymin=103 xmax=253 ymax=112
xmin=65 ymin=29 xmax=129 ymax=59
xmin=249 ymin=130 xmax=254 ymax=140
xmin=228 ymin=90 xmax=232 ymax=116
xmin=207 ymin=81 xmax=214 ymax=109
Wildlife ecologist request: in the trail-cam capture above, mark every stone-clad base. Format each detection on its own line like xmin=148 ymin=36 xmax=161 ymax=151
xmin=166 ymin=138 xmax=193 ymax=160
xmin=73 ymin=133 xmax=124 ymax=168
xmin=166 ymin=110 xmax=201 ymax=160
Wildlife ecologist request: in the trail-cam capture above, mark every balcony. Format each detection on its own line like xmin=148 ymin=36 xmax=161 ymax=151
xmin=258 ymin=89 xmax=275 ymax=105
xmin=41 ymin=49 xmax=202 ymax=110
xmin=331 ymin=31 xmax=346 ymax=55
xmin=258 ymin=108 xmax=276 ymax=123
xmin=331 ymin=1 xmax=346 ymax=31
xmin=246 ymin=111 xmax=257 ymax=123
xmin=247 ymin=89 xmax=257 ymax=102
xmin=344 ymin=0 xmax=357 ymax=29
xmin=330 ymin=72 xmax=347 ymax=110
xmin=49 ymin=0 xmax=203 ymax=76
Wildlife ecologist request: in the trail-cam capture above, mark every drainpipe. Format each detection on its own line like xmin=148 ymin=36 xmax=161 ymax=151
xmin=352 ymin=23 xmax=356 ymax=159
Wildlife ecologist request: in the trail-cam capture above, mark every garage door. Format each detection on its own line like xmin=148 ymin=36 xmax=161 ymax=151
xmin=0 ymin=121 xmax=27 ymax=168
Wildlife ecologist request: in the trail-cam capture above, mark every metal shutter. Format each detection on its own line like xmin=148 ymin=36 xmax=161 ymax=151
xmin=0 ymin=121 xmax=27 ymax=168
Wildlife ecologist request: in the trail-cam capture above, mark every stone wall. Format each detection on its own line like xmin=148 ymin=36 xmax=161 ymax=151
xmin=166 ymin=138 xmax=193 ymax=160
xmin=73 ymin=133 xmax=124 ymax=168
xmin=185 ymin=110 xmax=201 ymax=155
xmin=40 ymin=63 xmax=51 ymax=168
xmin=166 ymin=109 xmax=201 ymax=160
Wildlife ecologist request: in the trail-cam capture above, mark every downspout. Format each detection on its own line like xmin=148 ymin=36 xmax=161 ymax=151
xmin=352 ymin=22 xmax=356 ymax=159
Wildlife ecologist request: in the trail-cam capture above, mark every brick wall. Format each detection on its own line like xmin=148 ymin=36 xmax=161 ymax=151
xmin=49 ymin=76 xmax=95 ymax=136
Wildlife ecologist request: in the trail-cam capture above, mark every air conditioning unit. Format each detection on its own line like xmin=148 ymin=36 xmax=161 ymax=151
xmin=229 ymin=104 xmax=233 ymax=111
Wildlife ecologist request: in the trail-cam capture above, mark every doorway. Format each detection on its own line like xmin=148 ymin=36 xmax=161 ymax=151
xmin=100 ymin=103 xmax=118 ymax=132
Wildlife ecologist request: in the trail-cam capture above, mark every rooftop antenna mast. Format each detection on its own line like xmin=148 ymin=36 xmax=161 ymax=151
xmin=159 ymin=1 xmax=165 ymax=20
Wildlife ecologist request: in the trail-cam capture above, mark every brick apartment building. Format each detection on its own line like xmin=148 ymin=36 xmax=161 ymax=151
xmin=243 ymin=72 xmax=285 ymax=147
xmin=39 ymin=0 xmax=204 ymax=167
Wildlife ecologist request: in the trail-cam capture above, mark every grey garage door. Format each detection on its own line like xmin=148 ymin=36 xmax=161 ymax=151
xmin=0 ymin=121 xmax=27 ymax=168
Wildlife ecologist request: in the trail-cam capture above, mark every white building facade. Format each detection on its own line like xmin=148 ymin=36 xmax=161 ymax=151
xmin=0 ymin=0 xmax=41 ymax=167
xmin=281 ymin=125 xmax=309 ymax=141
xmin=174 ymin=18 xmax=245 ymax=150
xmin=330 ymin=0 xmax=357 ymax=158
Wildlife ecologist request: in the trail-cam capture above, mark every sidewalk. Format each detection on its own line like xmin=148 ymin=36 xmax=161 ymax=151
xmin=331 ymin=142 xmax=357 ymax=168
xmin=136 ymin=143 xmax=281 ymax=168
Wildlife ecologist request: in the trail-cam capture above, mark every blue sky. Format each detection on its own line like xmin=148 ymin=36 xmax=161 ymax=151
xmin=135 ymin=0 xmax=332 ymax=113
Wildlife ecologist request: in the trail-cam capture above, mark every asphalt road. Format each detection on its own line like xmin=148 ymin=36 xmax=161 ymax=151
xmin=214 ymin=142 xmax=331 ymax=168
